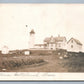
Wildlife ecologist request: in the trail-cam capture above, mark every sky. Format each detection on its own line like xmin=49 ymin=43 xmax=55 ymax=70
xmin=0 ymin=4 xmax=84 ymax=51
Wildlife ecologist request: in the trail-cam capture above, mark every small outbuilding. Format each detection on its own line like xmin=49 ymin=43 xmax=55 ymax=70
xmin=1 ymin=45 xmax=9 ymax=54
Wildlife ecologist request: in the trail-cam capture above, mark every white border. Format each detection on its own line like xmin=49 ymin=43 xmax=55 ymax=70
xmin=0 ymin=72 xmax=84 ymax=80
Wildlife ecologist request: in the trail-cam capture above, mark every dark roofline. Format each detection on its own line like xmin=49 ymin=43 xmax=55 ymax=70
xmin=44 ymin=36 xmax=66 ymax=43
xmin=30 ymin=29 xmax=35 ymax=34
xmin=67 ymin=38 xmax=82 ymax=45
xmin=67 ymin=38 xmax=72 ymax=44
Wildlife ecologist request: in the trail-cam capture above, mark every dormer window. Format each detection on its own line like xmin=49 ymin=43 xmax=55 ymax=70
xmin=71 ymin=40 xmax=73 ymax=43
xmin=71 ymin=45 xmax=73 ymax=48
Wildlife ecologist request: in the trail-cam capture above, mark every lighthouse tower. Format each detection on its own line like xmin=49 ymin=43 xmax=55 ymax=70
xmin=29 ymin=29 xmax=35 ymax=49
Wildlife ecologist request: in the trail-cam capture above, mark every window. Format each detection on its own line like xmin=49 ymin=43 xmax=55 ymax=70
xmin=71 ymin=45 xmax=73 ymax=48
xmin=71 ymin=40 xmax=73 ymax=43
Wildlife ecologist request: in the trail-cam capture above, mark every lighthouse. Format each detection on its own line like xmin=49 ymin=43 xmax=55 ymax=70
xmin=29 ymin=29 xmax=35 ymax=49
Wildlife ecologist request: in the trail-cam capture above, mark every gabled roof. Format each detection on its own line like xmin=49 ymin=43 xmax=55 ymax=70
xmin=55 ymin=37 xmax=66 ymax=42
xmin=67 ymin=38 xmax=82 ymax=45
xmin=2 ymin=45 xmax=9 ymax=49
xmin=30 ymin=29 xmax=35 ymax=34
xmin=44 ymin=36 xmax=56 ymax=43
xmin=44 ymin=36 xmax=66 ymax=43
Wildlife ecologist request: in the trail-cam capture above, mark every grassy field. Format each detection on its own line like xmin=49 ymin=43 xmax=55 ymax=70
xmin=0 ymin=56 xmax=45 ymax=72
xmin=60 ymin=55 xmax=84 ymax=72
xmin=0 ymin=50 xmax=84 ymax=72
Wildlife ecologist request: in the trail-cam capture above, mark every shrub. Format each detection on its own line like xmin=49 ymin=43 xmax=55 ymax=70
xmin=0 ymin=57 xmax=45 ymax=71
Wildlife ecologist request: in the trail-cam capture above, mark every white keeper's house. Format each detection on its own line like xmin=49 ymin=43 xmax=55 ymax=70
xmin=29 ymin=29 xmax=83 ymax=52
xmin=44 ymin=35 xmax=67 ymax=50
xmin=67 ymin=38 xmax=82 ymax=52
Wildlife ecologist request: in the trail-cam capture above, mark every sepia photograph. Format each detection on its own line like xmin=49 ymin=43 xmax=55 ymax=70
xmin=0 ymin=4 xmax=84 ymax=80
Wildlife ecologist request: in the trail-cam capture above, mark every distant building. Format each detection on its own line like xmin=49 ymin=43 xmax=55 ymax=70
xmin=44 ymin=35 xmax=67 ymax=50
xmin=29 ymin=30 xmax=83 ymax=52
xmin=34 ymin=44 xmax=44 ymax=49
xmin=1 ymin=45 xmax=9 ymax=54
xmin=67 ymin=38 xmax=82 ymax=52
